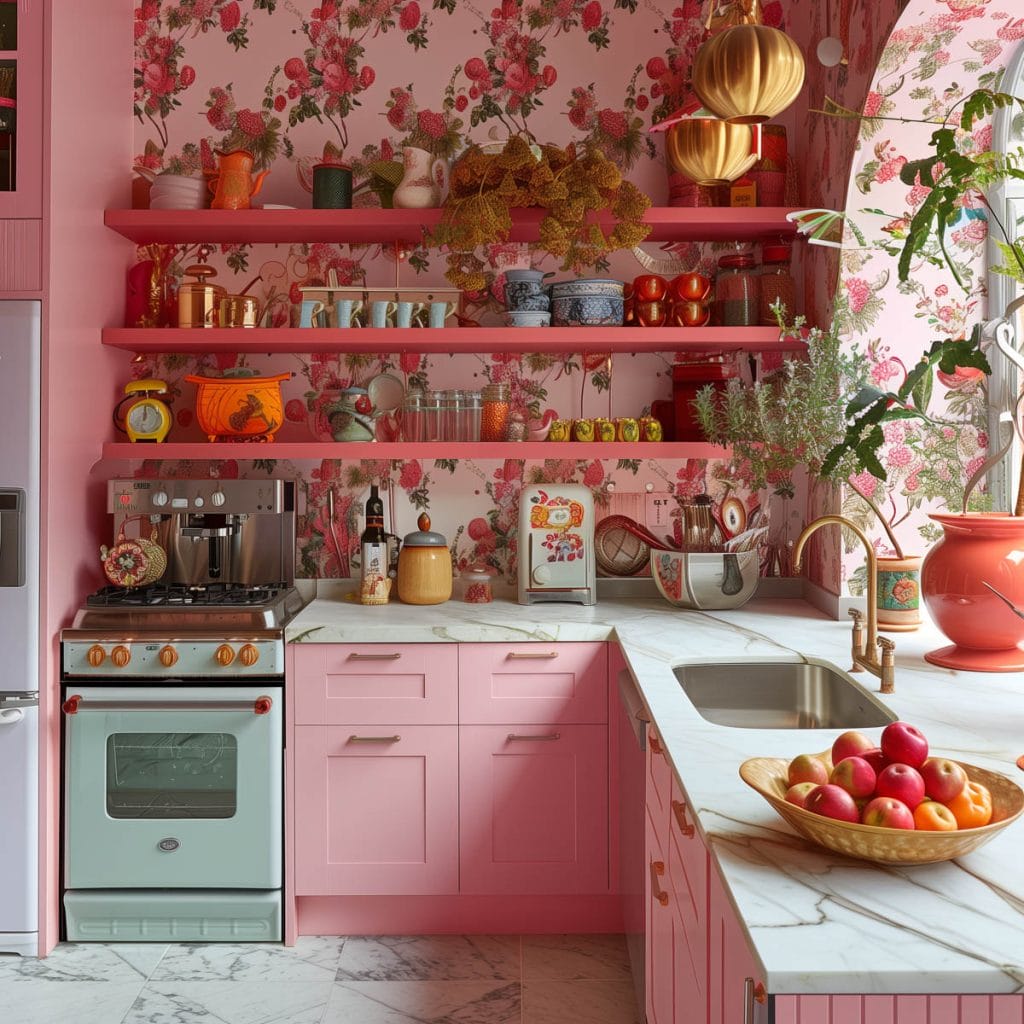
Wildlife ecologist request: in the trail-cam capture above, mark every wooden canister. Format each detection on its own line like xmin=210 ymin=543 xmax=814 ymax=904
xmin=397 ymin=513 xmax=453 ymax=605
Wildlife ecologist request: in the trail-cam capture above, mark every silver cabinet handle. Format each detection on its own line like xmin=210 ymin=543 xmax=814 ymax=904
xmin=0 ymin=708 xmax=24 ymax=725
xmin=61 ymin=695 xmax=272 ymax=715
xmin=347 ymin=652 xmax=402 ymax=661
xmin=506 ymin=651 xmax=558 ymax=659
xmin=348 ymin=734 xmax=401 ymax=743
xmin=507 ymin=732 xmax=561 ymax=742
xmin=743 ymin=977 xmax=767 ymax=1024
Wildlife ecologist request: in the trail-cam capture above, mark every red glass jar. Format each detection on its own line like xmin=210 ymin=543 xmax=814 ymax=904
xmin=759 ymin=243 xmax=796 ymax=325
xmin=714 ymin=252 xmax=759 ymax=326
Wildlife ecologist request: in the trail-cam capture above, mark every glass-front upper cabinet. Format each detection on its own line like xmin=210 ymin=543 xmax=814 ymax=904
xmin=0 ymin=0 xmax=41 ymax=217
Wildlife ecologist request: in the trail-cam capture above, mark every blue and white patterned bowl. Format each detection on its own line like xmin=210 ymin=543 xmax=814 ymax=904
xmin=551 ymin=294 xmax=624 ymax=327
xmin=505 ymin=282 xmax=550 ymax=312
xmin=504 ymin=310 xmax=551 ymax=327
xmin=549 ymin=278 xmax=625 ymax=300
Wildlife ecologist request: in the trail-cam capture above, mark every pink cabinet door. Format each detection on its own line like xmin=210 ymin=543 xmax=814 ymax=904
xmin=459 ymin=723 xmax=608 ymax=894
xmin=645 ymin=804 xmax=675 ymax=1024
xmin=293 ymin=643 xmax=457 ymax=725
xmin=293 ymin=724 xmax=458 ymax=896
xmin=647 ymin=726 xmax=672 ymax=821
xmin=0 ymin=0 xmax=41 ymax=218
xmin=669 ymin=779 xmax=708 ymax=1020
xmin=458 ymin=642 xmax=607 ymax=725
xmin=709 ymin=864 xmax=768 ymax=1024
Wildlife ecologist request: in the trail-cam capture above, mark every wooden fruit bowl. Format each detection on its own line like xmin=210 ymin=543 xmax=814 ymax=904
xmin=739 ymin=754 xmax=1024 ymax=865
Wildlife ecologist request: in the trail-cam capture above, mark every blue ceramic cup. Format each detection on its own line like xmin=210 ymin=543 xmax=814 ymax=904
xmin=428 ymin=300 xmax=456 ymax=328
xmin=299 ymin=299 xmax=326 ymax=328
xmin=334 ymin=298 xmax=364 ymax=328
xmin=395 ymin=301 xmax=415 ymax=328
xmin=370 ymin=300 xmax=396 ymax=328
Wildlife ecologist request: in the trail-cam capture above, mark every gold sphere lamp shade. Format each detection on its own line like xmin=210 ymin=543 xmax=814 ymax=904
xmin=661 ymin=115 xmax=759 ymax=187
xmin=692 ymin=24 xmax=806 ymax=125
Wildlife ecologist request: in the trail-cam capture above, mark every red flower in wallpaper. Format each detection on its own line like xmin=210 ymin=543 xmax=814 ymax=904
xmin=564 ymin=66 xmax=654 ymax=169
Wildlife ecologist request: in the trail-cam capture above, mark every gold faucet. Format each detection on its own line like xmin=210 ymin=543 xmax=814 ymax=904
xmin=793 ymin=515 xmax=896 ymax=695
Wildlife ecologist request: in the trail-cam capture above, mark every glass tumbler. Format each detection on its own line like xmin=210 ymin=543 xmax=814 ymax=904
xmin=424 ymin=390 xmax=444 ymax=442
xmin=444 ymin=390 xmax=464 ymax=443
xmin=461 ymin=390 xmax=482 ymax=441
xmin=401 ymin=390 xmax=425 ymax=442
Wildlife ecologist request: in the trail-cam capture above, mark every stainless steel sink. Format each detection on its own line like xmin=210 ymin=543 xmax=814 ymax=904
xmin=673 ymin=661 xmax=896 ymax=729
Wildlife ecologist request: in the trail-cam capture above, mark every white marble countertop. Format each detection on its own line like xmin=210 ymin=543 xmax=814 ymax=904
xmin=285 ymin=588 xmax=1024 ymax=994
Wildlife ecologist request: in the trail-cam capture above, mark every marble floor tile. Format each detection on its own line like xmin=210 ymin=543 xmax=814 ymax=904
xmin=0 ymin=980 xmax=146 ymax=1024
xmin=0 ymin=943 xmax=168 ymax=983
xmin=522 ymin=980 xmax=641 ymax=1024
xmin=122 ymin=981 xmax=333 ymax=1024
xmin=149 ymin=936 xmax=344 ymax=982
xmin=322 ymin=981 xmax=521 ymax=1024
xmin=336 ymin=935 xmax=521 ymax=981
xmin=521 ymin=934 xmax=632 ymax=981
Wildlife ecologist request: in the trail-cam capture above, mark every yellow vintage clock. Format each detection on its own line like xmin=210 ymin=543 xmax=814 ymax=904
xmin=115 ymin=379 xmax=172 ymax=443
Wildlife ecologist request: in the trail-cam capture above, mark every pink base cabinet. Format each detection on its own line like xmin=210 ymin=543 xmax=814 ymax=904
xmin=288 ymin=641 xmax=615 ymax=934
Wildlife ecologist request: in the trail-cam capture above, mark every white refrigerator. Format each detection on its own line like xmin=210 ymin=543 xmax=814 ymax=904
xmin=0 ymin=300 xmax=40 ymax=956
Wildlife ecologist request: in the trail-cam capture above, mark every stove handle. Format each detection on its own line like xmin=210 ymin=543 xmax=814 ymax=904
xmin=61 ymin=695 xmax=273 ymax=715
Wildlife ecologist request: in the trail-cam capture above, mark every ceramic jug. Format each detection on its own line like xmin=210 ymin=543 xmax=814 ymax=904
xmin=393 ymin=147 xmax=448 ymax=209
xmin=208 ymin=150 xmax=269 ymax=211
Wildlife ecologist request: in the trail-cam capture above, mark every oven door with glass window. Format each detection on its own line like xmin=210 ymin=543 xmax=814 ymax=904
xmin=63 ymin=685 xmax=282 ymax=890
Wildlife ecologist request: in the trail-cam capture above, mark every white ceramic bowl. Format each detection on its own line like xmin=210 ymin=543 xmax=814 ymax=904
xmin=651 ymin=550 xmax=759 ymax=609
xmin=504 ymin=311 xmax=551 ymax=327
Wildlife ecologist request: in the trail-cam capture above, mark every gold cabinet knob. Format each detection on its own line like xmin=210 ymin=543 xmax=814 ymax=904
xmin=239 ymin=644 xmax=259 ymax=667
xmin=158 ymin=645 xmax=179 ymax=668
xmin=111 ymin=645 xmax=131 ymax=668
xmin=215 ymin=644 xmax=236 ymax=667
xmin=86 ymin=645 xmax=106 ymax=667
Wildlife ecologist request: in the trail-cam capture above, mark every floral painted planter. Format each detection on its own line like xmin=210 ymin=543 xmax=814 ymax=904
xmin=876 ymin=555 xmax=922 ymax=632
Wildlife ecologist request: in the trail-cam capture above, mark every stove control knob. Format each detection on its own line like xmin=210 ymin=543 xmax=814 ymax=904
xmin=215 ymin=644 xmax=236 ymax=667
xmin=532 ymin=564 xmax=552 ymax=585
xmin=86 ymin=645 xmax=106 ymax=667
xmin=210 ymin=490 xmax=227 ymax=508
xmin=158 ymin=645 xmax=179 ymax=668
xmin=239 ymin=644 xmax=260 ymax=667
xmin=152 ymin=490 xmax=169 ymax=508
xmin=111 ymin=645 xmax=131 ymax=668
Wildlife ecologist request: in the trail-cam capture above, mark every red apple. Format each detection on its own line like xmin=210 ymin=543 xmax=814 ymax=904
xmin=787 ymin=753 xmax=830 ymax=787
xmin=875 ymin=762 xmax=926 ymax=809
xmin=831 ymin=730 xmax=875 ymax=765
xmin=919 ymin=757 xmax=967 ymax=804
xmin=785 ymin=782 xmax=819 ymax=808
xmin=881 ymin=721 xmax=929 ymax=769
xmin=860 ymin=747 xmax=889 ymax=775
xmin=829 ymin=755 xmax=876 ymax=799
xmin=861 ymin=796 xmax=915 ymax=830
xmin=804 ymin=783 xmax=861 ymax=823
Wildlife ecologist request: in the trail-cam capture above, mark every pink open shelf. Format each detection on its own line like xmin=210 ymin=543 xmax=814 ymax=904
xmin=102 ymin=325 xmax=802 ymax=355
xmin=103 ymin=206 xmax=800 ymax=245
xmin=101 ymin=441 xmax=731 ymax=461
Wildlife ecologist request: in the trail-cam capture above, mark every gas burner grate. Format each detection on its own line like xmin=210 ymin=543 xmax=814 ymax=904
xmin=86 ymin=583 xmax=288 ymax=608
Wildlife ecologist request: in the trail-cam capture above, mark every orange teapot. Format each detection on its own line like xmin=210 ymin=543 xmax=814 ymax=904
xmin=208 ymin=150 xmax=269 ymax=211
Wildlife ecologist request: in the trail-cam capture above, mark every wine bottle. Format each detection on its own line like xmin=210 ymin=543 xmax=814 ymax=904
xmin=360 ymin=484 xmax=388 ymax=582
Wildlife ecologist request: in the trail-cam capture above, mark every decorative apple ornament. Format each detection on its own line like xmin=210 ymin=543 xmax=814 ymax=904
xmin=787 ymin=753 xmax=829 ymax=787
xmin=875 ymin=763 xmax=926 ymax=809
xmin=785 ymin=781 xmax=818 ymax=808
xmin=829 ymin=755 xmax=876 ymax=799
xmin=632 ymin=274 xmax=668 ymax=302
xmin=804 ymin=783 xmax=861 ymax=823
xmin=881 ymin=721 xmax=929 ymax=769
xmin=861 ymin=796 xmax=915 ymax=829
xmin=919 ymin=757 xmax=967 ymax=804
xmin=831 ymin=730 xmax=875 ymax=765
xmin=668 ymin=272 xmax=711 ymax=302
xmin=354 ymin=393 xmax=373 ymax=415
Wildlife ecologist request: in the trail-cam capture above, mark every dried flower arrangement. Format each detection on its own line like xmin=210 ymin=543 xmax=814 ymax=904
xmin=429 ymin=134 xmax=652 ymax=290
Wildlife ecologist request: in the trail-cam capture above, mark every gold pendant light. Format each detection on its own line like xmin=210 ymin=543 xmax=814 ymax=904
xmin=664 ymin=117 xmax=758 ymax=187
xmin=692 ymin=0 xmax=805 ymax=125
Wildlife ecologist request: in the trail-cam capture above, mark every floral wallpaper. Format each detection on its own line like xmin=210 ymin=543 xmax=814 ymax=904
xmin=835 ymin=2 xmax=1023 ymax=594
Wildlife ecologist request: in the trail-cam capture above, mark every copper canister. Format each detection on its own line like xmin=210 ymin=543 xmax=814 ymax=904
xmin=177 ymin=264 xmax=227 ymax=328
xmin=218 ymin=294 xmax=262 ymax=328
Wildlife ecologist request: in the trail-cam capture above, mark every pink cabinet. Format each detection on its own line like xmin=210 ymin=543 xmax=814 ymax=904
xmin=669 ymin=779 xmax=708 ymax=1019
xmin=708 ymin=863 xmax=768 ymax=1024
xmin=0 ymin=0 xmax=42 ymax=219
xmin=293 ymin=724 xmax=458 ymax=896
xmin=459 ymin=723 xmax=609 ymax=894
xmin=458 ymin=642 xmax=607 ymax=725
xmin=647 ymin=725 xmax=672 ymax=821
xmin=293 ymin=643 xmax=457 ymax=725
xmin=645 ymin=803 xmax=677 ymax=1024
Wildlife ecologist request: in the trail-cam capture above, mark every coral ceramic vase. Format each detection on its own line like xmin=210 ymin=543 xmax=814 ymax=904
xmin=876 ymin=555 xmax=922 ymax=633
xmin=920 ymin=513 xmax=1024 ymax=671
xmin=208 ymin=150 xmax=269 ymax=210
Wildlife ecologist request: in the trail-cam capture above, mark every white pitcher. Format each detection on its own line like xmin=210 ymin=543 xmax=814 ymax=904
xmin=393 ymin=147 xmax=448 ymax=209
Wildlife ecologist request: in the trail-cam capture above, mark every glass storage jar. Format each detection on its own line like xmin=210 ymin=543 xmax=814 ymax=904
xmin=714 ymin=252 xmax=759 ymax=326
xmin=424 ymin=390 xmax=444 ymax=442
xmin=459 ymin=565 xmax=494 ymax=604
xmin=444 ymin=390 xmax=464 ymax=443
xmin=401 ymin=389 xmax=425 ymax=442
xmin=481 ymin=383 xmax=511 ymax=442
xmin=759 ymin=243 xmax=796 ymax=325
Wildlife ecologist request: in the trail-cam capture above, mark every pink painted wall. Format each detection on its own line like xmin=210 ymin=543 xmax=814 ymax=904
xmin=40 ymin=0 xmax=135 ymax=953
xmin=836 ymin=4 xmax=1024 ymax=594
